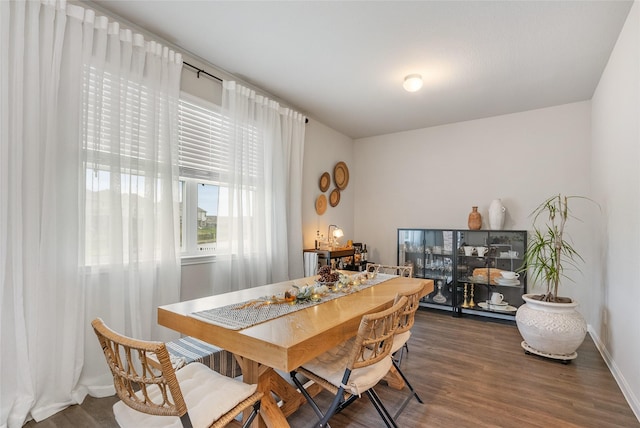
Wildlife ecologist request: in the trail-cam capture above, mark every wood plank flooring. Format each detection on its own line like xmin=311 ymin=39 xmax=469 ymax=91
xmin=25 ymin=309 xmax=639 ymax=428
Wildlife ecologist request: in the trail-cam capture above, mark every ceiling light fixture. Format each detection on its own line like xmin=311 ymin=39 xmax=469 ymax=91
xmin=403 ymin=74 xmax=423 ymax=92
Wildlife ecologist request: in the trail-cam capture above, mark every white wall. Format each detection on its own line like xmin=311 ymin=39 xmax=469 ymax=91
xmin=301 ymin=120 xmax=355 ymax=250
xmin=352 ymin=102 xmax=593 ymax=312
xmin=591 ymin=1 xmax=640 ymax=418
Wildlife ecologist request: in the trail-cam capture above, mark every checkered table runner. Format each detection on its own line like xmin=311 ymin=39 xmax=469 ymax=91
xmin=190 ymin=274 xmax=397 ymax=330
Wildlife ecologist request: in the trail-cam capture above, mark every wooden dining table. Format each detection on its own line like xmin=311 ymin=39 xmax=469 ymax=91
xmin=158 ymin=274 xmax=433 ymax=428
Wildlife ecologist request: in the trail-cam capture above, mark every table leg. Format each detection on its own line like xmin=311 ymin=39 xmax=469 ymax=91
xmin=236 ymin=356 xmax=305 ymax=428
xmin=384 ymin=364 xmax=406 ymax=390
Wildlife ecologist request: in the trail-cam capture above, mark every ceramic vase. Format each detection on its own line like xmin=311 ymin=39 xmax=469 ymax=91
xmin=468 ymin=206 xmax=482 ymax=230
xmin=488 ymin=199 xmax=506 ymax=230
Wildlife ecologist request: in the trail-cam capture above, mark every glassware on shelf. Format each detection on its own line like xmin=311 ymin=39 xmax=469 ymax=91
xmin=433 ymin=280 xmax=447 ymax=304
xmin=416 ymin=257 xmax=424 ymax=276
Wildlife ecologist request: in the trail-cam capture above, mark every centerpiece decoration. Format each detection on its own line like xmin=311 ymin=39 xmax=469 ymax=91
xmin=236 ymin=282 xmax=331 ymax=308
xmin=236 ymin=267 xmax=374 ymax=309
xmin=317 ymin=265 xmax=339 ymax=285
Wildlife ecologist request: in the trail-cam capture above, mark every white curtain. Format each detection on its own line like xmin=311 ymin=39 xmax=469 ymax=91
xmin=0 ymin=1 xmax=182 ymax=426
xmin=281 ymin=107 xmax=306 ymax=280
xmin=212 ymin=81 xmax=305 ymax=292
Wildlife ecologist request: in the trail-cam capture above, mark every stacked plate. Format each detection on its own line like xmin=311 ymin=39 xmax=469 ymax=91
xmin=489 ymin=301 xmax=509 ymax=310
xmin=495 ymin=277 xmax=520 ymax=286
xmin=478 ymin=302 xmax=517 ymax=312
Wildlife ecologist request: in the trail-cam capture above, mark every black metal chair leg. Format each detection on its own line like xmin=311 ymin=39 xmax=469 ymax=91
xmin=290 ymin=371 xmax=325 ymax=420
xmin=335 ymin=393 xmax=358 ymax=414
xmin=391 ymin=358 xmax=425 ymax=420
xmin=392 ymin=358 xmax=424 ymax=404
xmin=365 ymin=388 xmax=398 ymax=428
xmin=241 ymin=399 xmax=261 ymax=428
xmin=291 ymin=369 xmax=349 ymax=427
xmin=318 ymin=389 xmax=346 ymax=428
xmin=394 ymin=342 xmax=410 ymax=366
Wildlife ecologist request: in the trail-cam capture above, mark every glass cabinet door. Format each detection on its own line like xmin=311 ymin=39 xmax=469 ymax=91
xmin=423 ymin=230 xmax=455 ymax=307
xmin=398 ymin=229 xmax=424 ymax=275
xmin=455 ymin=230 xmax=527 ymax=316
xmin=398 ymin=229 xmax=455 ymax=308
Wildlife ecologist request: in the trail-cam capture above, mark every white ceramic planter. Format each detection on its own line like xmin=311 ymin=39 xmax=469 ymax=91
xmin=515 ymin=294 xmax=587 ymax=360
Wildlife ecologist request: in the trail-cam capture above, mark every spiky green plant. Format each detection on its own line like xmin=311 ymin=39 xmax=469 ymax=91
xmin=521 ymin=194 xmax=594 ymax=302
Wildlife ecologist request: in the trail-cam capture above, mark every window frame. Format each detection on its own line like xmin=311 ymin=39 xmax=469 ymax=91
xmin=178 ymin=92 xmax=226 ymax=260
xmin=180 ymin=178 xmax=223 ymax=259
xmin=177 ymin=91 xmax=263 ymax=262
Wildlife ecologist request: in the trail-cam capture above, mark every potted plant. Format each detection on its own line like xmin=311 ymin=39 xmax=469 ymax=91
xmin=515 ymin=194 xmax=596 ymax=363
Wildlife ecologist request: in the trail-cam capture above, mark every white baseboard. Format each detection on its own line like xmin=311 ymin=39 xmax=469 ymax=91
xmin=588 ymin=324 xmax=640 ymax=422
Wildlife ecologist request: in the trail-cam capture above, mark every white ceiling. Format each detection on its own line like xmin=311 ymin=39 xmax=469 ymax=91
xmin=92 ymin=1 xmax=633 ymax=139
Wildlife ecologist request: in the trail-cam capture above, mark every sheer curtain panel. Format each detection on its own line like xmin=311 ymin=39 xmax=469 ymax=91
xmin=212 ymin=81 xmax=305 ymax=292
xmin=0 ymin=2 xmax=182 ymax=426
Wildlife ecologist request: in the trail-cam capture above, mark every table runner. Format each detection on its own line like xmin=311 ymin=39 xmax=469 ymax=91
xmin=190 ymin=274 xmax=397 ymax=330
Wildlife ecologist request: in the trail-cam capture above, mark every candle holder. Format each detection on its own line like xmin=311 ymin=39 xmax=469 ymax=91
xmin=461 ymin=283 xmax=469 ymax=308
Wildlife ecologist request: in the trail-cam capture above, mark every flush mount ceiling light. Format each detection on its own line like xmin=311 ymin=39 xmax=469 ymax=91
xmin=403 ymin=74 xmax=423 ymax=92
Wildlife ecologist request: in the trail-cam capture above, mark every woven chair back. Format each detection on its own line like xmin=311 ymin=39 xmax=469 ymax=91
xmin=91 ymin=318 xmax=188 ymax=419
xmin=366 ymin=263 xmax=413 ymax=278
xmin=394 ymin=284 xmax=425 ymax=335
xmin=347 ymin=295 xmax=408 ymax=370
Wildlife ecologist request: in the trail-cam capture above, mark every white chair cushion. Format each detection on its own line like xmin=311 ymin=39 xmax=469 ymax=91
xmin=302 ymin=338 xmax=393 ymax=396
xmin=391 ymin=330 xmax=411 ymax=355
xmin=113 ymin=362 xmax=257 ymax=428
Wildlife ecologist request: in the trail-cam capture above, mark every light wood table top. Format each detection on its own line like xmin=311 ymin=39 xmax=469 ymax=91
xmin=158 ymin=275 xmax=432 ymax=372
xmin=158 ymin=275 xmax=432 ymax=427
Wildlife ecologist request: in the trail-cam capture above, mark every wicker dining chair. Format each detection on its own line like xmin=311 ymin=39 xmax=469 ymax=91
xmin=366 ymin=263 xmax=414 ymax=278
xmin=92 ymin=318 xmax=263 ymax=428
xmin=290 ymin=295 xmax=408 ymax=428
xmin=366 ymin=263 xmax=415 ymax=358
xmin=387 ymin=284 xmax=426 ymax=420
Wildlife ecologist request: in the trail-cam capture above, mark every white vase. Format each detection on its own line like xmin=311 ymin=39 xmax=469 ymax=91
xmin=515 ymin=294 xmax=587 ymax=360
xmin=488 ymin=198 xmax=506 ymax=230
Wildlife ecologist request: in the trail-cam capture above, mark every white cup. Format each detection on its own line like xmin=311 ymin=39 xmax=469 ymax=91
xmin=463 ymin=246 xmax=474 ymax=256
xmin=490 ymin=292 xmax=504 ymax=304
xmin=476 ymin=246 xmax=488 ymax=257
xmin=501 ymin=271 xmax=519 ymax=280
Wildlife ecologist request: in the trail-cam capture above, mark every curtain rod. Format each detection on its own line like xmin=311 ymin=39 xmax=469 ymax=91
xmin=182 ymin=61 xmax=308 ymax=124
xmin=183 ymin=61 xmax=223 ymax=82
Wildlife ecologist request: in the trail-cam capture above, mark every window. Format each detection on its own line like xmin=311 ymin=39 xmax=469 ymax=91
xmin=178 ymin=93 xmax=225 ymax=256
xmin=179 ymin=179 xmax=221 ymax=255
xmin=197 ymin=183 xmax=219 ymax=250
xmin=83 ymin=67 xmax=166 ymax=266
xmin=178 ymin=92 xmax=261 ymax=257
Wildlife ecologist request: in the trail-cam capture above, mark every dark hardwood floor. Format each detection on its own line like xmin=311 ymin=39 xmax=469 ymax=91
xmin=25 ymin=309 xmax=639 ymax=428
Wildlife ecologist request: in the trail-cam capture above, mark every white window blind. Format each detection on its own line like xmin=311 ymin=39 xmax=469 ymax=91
xmin=84 ymin=68 xmax=168 ymax=169
xmin=178 ymin=92 xmax=261 ymax=184
xmin=178 ymin=93 xmax=229 ymax=181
